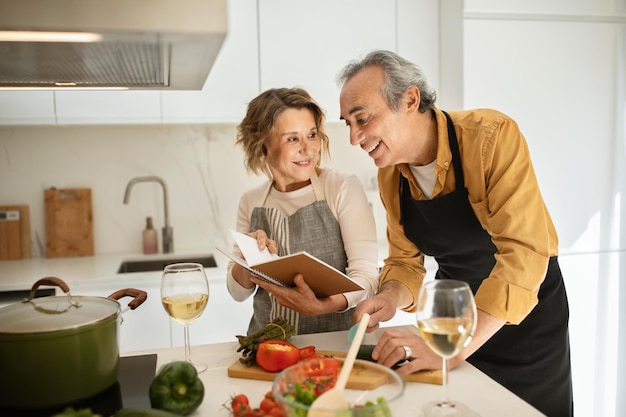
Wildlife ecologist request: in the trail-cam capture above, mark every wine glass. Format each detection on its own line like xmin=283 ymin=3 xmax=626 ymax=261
xmin=161 ymin=262 xmax=209 ymax=373
xmin=416 ymin=279 xmax=477 ymax=417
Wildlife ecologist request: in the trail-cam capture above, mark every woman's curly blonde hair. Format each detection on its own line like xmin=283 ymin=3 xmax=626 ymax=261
xmin=236 ymin=87 xmax=330 ymax=178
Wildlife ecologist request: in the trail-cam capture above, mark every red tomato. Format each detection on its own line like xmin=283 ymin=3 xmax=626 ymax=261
xmin=264 ymin=390 xmax=275 ymax=402
xmin=259 ymin=398 xmax=277 ymax=413
xmin=299 ymin=357 xmax=340 ymax=394
xmin=255 ymin=340 xmax=302 ymax=372
xmin=298 ymin=345 xmax=316 ymax=359
xmin=299 ymin=357 xmax=340 ymax=378
xmin=268 ymin=408 xmax=286 ymax=417
xmin=231 ymin=393 xmax=251 ymax=416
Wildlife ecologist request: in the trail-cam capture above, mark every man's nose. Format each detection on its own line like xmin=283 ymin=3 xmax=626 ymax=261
xmin=349 ymin=127 xmax=364 ymax=146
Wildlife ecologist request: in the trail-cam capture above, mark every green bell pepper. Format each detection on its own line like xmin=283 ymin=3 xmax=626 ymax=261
xmin=149 ymin=361 xmax=204 ymax=416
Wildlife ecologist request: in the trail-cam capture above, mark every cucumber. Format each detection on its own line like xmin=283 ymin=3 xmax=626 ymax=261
xmin=357 ymin=344 xmax=404 ymax=367
xmin=357 ymin=344 xmax=377 ymax=362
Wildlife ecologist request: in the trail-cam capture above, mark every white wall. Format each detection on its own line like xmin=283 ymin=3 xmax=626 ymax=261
xmin=0 ymin=123 xmax=378 ymax=257
xmin=463 ymin=2 xmax=626 ymax=416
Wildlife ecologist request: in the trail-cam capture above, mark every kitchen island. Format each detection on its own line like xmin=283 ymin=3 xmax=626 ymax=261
xmin=126 ymin=325 xmax=545 ymax=417
xmin=0 ymin=249 xmax=418 ymax=353
xmin=1 ymin=254 xmax=545 ymax=416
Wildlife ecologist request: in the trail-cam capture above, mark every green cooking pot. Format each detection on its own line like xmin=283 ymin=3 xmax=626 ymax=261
xmin=0 ymin=277 xmax=147 ymax=409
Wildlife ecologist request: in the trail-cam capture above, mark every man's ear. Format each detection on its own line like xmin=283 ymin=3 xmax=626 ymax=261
xmin=404 ymin=85 xmax=421 ymax=113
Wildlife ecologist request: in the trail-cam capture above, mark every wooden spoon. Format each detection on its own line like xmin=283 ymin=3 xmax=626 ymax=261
xmin=308 ymin=313 xmax=370 ymax=417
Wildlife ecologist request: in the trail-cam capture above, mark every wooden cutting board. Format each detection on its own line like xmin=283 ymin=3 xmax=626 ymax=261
xmin=45 ymin=188 xmax=94 ymax=258
xmin=227 ymin=350 xmax=443 ymax=387
xmin=0 ymin=205 xmax=30 ymax=260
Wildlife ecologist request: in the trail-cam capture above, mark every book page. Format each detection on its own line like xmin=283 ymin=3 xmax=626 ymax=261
xmin=230 ymin=230 xmax=279 ymax=266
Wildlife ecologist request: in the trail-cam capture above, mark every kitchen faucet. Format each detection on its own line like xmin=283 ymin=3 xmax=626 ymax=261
xmin=123 ymin=175 xmax=174 ymax=253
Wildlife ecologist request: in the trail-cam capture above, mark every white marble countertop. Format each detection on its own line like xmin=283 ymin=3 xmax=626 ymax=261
xmin=0 ymin=249 xmax=229 ymax=294
xmin=126 ymin=325 xmax=545 ymax=417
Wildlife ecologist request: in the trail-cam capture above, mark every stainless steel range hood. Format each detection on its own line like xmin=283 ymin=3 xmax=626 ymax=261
xmin=0 ymin=0 xmax=227 ymax=90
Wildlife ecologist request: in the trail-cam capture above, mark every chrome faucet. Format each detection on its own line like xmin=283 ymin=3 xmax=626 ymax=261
xmin=123 ymin=175 xmax=174 ymax=253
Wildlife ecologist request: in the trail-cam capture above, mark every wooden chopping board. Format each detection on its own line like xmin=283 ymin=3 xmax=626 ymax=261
xmin=228 ymin=350 xmax=442 ymax=388
xmin=45 ymin=188 xmax=94 ymax=258
xmin=0 ymin=205 xmax=30 ymax=260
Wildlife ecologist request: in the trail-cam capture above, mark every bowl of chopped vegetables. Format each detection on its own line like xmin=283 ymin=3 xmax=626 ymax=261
xmin=272 ymin=356 xmax=405 ymax=417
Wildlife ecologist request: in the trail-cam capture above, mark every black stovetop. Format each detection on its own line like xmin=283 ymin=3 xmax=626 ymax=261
xmin=1 ymin=354 xmax=157 ymax=417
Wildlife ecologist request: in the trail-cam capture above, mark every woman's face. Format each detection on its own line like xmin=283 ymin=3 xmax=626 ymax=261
xmin=265 ymin=107 xmax=321 ymax=192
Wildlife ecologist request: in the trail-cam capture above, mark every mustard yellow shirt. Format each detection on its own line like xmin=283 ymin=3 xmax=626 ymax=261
xmin=378 ymin=108 xmax=558 ymax=325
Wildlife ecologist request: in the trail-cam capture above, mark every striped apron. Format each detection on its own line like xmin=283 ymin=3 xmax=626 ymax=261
xmin=246 ymin=171 xmax=354 ymax=335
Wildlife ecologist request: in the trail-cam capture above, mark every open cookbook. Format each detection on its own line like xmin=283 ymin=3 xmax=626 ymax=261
xmin=216 ymin=230 xmax=364 ymax=297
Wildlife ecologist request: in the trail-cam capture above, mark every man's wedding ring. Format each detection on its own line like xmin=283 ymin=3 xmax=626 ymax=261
xmin=403 ymin=345 xmax=412 ymax=360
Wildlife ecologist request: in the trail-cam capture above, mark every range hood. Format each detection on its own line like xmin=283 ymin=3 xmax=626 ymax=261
xmin=0 ymin=0 xmax=227 ymax=90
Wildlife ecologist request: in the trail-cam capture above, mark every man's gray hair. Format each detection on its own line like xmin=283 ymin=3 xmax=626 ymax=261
xmin=337 ymin=50 xmax=437 ymax=113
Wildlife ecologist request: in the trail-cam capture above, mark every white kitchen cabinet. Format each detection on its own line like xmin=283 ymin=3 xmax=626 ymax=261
xmin=0 ymin=91 xmax=56 ymax=125
xmin=0 ymin=0 xmax=440 ymax=126
xmin=258 ymin=0 xmax=397 ymax=122
xmin=465 ymin=0 xmax=617 ymax=15
xmin=0 ymin=0 xmax=258 ymax=126
xmin=54 ymin=91 xmax=162 ymax=125
xmin=170 ymin=280 xmax=254 ymax=348
xmin=161 ymin=0 xmax=260 ymax=124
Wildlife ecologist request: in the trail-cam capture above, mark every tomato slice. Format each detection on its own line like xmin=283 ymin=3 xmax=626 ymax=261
xmin=298 ymin=345 xmax=316 ymax=359
xmin=298 ymin=356 xmax=340 ymax=378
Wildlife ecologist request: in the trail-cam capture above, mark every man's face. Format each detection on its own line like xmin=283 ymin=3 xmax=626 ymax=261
xmin=339 ymin=65 xmax=410 ymax=168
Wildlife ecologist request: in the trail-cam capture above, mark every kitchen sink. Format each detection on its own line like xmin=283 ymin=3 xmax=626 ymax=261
xmin=117 ymin=255 xmax=217 ymax=273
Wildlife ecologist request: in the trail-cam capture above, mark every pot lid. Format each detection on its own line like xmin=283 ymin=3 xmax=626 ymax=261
xmin=0 ymin=294 xmax=119 ymax=334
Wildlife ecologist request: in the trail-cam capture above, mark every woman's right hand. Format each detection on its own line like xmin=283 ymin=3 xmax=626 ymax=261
xmin=247 ymin=229 xmax=278 ymax=254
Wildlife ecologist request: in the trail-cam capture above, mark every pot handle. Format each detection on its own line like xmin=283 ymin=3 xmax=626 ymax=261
xmin=24 ymin=277 xmax=82 ymax=308
xmin=108 ymin=288 xmax=148 ymax=310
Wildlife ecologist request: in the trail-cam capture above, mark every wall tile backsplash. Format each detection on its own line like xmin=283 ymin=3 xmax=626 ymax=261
xmin=0 ymin=124 xmax=378 ymax=257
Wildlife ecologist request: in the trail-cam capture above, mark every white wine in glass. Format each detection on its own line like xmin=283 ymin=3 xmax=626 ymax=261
xmin=416 ymin=279 xmax=477 ymax=417
xmin=161 ymin=262 xmax=209 ymax=373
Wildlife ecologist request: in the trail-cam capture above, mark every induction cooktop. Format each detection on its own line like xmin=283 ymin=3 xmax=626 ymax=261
xmin=0 ymin=354 xmax=157 ymax=417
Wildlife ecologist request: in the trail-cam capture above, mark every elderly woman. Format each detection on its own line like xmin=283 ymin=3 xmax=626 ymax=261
xmin=226 ymin=87 xmax=379 ymax=335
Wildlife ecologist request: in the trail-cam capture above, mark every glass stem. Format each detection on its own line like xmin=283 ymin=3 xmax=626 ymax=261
xmin=441 ymin=357 xmax=449 ymax=405
xmin=184 ymin=325 xmax=191 ymax=363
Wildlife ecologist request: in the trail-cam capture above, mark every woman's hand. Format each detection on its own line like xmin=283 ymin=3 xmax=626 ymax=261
xmin=247 ymin=229 xmax=278 ymax=254
xmin=251 ymin=274 xmax=348 ymax=315
xmin=231 ymin=229 xmax=277 ymax=289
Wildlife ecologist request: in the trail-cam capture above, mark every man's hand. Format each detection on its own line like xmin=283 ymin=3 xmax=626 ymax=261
xmin=353 ymin=280 xmax=413 ymax=332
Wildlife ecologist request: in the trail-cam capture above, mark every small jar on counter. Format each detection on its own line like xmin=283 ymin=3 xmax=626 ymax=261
xmin=142 ymin=216 xmax=158 ymax=254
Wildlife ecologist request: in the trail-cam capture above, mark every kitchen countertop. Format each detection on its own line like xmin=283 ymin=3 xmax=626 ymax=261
xmin=0 ymin=249 xmax=228 ymax=294
xmin=0 ymin=247 xmax=431 ymax=352
xmin=126 ymin=325 xmax=545 ymax=417
xmin=0 ymin=243 xmax=397 ymax=293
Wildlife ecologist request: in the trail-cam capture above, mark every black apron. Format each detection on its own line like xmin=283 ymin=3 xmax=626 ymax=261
xmin=399 ymin=111 xmax=573 ymax=417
